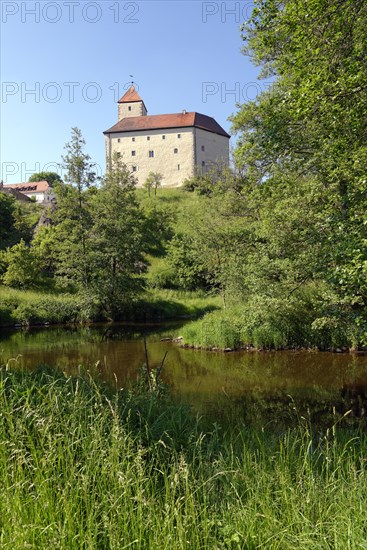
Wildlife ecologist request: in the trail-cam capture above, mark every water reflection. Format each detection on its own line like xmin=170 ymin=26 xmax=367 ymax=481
xmin=1 ymin=324 xmax=367 ymax=428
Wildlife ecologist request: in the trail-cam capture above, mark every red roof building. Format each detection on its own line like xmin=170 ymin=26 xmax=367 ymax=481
xmin=104 ymin=86 xmax=230 ymax=188
xmin=2 ymin=181 xmax=55 ymax=203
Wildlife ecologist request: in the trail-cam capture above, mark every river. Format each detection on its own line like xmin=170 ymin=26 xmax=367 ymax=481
xmin=1 ymin=322 xmax=367 ymax=429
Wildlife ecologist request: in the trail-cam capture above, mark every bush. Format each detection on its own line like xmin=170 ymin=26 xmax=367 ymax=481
xmin=182 ymin=284 xmax=360 ymax=350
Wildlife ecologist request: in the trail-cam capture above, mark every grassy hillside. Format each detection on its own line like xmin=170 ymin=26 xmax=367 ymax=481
xmin=0 ymin=187 xmax=221 ymax=327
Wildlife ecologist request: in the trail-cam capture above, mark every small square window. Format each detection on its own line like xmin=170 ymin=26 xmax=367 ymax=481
xmin=132 ymin=165 xmax=137 ymax=172
xmin=149 ymin=150 xmax=154 ymax=158
xmin=177 ymin=134 xmax=181 ymax=139
xmin=201 ymin=145 xmax=205 ymax=152
xmin=132 ymin=151 xmax=136 ymax=156
xmin=174 ymin=148 xmax=178 ymax=154
xmin=132 ymin=137 xmax=135 ymax=142
xmin=162 ymin=135 xmax=165 ymax=140
xmin=117 ymin=138 xmax=121 ymax=143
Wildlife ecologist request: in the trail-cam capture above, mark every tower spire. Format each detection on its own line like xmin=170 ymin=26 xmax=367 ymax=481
xmin=117 ymin=82 xmax=147 ymax=120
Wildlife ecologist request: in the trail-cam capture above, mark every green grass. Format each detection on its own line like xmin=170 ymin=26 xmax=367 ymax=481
xmin=0 ymin=286 xmax=220 ymax=327
xmin=0 ymin=286 xmax=90 ymax=326
xmin=138 ymin=186 xmax=204 ymax=237
xmin=136 ymin=288 xmax=221 ymax=320
xmin=1 ymin=364 xmax=367 ymax=549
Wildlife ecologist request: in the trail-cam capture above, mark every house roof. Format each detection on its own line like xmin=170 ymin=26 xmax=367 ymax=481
xmin=0 ymin=187 xmax=32 ymax=203
xmin=4 ymin=181 xmax=50 ymax=194
xmin=104 ymin=112 xmax=230 ymax=138
xmin=118 ymin=85 xmax=145 ymax=104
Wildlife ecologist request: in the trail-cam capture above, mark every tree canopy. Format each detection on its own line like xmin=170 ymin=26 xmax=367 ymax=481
xmin=28 ymin=172 xmax=63 ymax=185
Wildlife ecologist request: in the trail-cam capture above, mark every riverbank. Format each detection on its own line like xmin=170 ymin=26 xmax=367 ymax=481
xmin=0 ymin=286 xmax=220 ymax=328
xmin=180 ymin=299 xmax=364 ymax=351
xmin=1 ymin=364 xmax=366 ymax=549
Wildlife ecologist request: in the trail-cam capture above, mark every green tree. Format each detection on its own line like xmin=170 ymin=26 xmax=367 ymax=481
xmin=143 ymin=178 xmax=153 ymax=198
xmin=44 ymin=182 xmax=94 ymax=291
xmin=229 ymin=0 xmax=367 ymax=331
xmin=56 ymin=128 xmax=97 ymax=290
xmin=145 ymin=172 xmax=163 ymax=197
xmin=1 ymin=240 xmax=42 ymax=289
xmin=0 ymin=193 xmax=39 ymax=250
xmin=28 ymin=172 xmax=62 ymax=185
xmin=0 ymin=193 xmax=16 ymax=249
xmin=89 ymin=154 xmax=145 ymax=318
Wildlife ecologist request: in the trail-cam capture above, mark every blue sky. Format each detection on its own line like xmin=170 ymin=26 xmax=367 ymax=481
xmin=1 ymin=1 xmax=267 ymax=183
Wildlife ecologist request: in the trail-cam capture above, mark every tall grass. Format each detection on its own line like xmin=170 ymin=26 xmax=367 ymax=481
xmin=181 ymin=289 xmax=359 ymax=350
xmin=0 ymin=286 xmax=90 ymax=326
xmin=1 ymin=364 xmax=366 ymax=548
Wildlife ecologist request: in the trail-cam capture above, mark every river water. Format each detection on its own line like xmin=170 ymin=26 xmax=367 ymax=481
xmin=2 ymin=322 xmax=367 ymax=428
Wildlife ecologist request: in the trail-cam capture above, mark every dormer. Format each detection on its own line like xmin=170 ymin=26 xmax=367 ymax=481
xmin=117 ymin=85 xmax=148 ymax=121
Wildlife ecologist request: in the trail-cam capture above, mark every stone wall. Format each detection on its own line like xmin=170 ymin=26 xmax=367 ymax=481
xmin=118 ymin=101 xmax=147 ymax=121
xmin=106 ymin=127 xmax=195 ymax=187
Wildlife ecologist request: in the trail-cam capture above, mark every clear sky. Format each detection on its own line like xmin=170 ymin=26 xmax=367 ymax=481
xmin=0 ymin=0 xmax=269 ymax=183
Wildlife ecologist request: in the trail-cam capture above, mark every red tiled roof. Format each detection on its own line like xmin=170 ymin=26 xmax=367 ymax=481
xmin=4 ymin=181 xmax=50 ymax=193
xmin=104 ymin=112 xmax=230 ymax=138
xmin=0 ymin=187 xmax=32 ymax=202
xmin=118 ymin=85 xmax=145 ymax=104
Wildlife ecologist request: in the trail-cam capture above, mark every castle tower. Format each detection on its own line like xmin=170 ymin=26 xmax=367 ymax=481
xmin=117 ymin=85 xmax=147 ymax=121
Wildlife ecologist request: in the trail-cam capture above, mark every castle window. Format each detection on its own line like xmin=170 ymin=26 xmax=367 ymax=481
xmin=147 ymin=136 xmax=150 ymax=141
xmin=117 ymin=138 xmax=121 ymax=143
xmin=116 ymin=152 xmax=121 ymax=158
xmin=132 ymin=165 xmax=137 ymax=172
xmin=162 ymin=135 xmax=165 ymax=140
xmin=132 ymin=137 xmax=135 ymax=142
xmin=174 ymin=148 xmax=178 ymax=154
xmin=149 ymin=150 xmax=154 ymax=158
xmin=177 ymin=134 xmax=181 ymax=138
xmin=128 ymin=106 xmax=132 ymax=111
xmin=177 ymin=164 xmax=180 ymax=170
xmin=201 ymin=145 xmax=205 ymax=152
xmin=131 ymin=151 xmax=136 ymax=156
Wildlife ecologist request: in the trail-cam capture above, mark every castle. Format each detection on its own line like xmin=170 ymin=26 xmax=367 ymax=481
xmin=103 ymin=86 xmax=230 ymax=187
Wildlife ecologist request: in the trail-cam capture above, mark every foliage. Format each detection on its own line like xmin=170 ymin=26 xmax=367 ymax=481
xmin=88 ymin=154 xmax=145 ymax=317
xmin=0 ymin=193 xmax=17 ymax=249
xmin=28 ymin=172 xmax=63 ymax=185
xmin=144 ymin=171 xmax=164 ymax=197
xmin=231 ymin=0 xmax=367 ymax=308
xmin=141 ymin=203 xmax=175 ymax=256
xmin=179 ymin=0 xmax=367 ymax=348
xmin=55 ymin=128 xmax=97 ymax=290
xmin=61 ymin=127 xmax=96 ymax=191
xmin=165 ymin=234 xmax=210 ymax=290
xmin=182 ymin=283 xmax=360 ymax=350
xmin=0 ymin=240 xmax=44 ymax=290
xmin=0 ymin=193 xmax=40 ymax=250
xmin=0 ymin=286 xmax=101 ymax=326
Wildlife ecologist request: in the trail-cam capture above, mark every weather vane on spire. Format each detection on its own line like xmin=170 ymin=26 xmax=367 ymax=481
xmin=129 ymin=75 xmax=135 ymax=87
